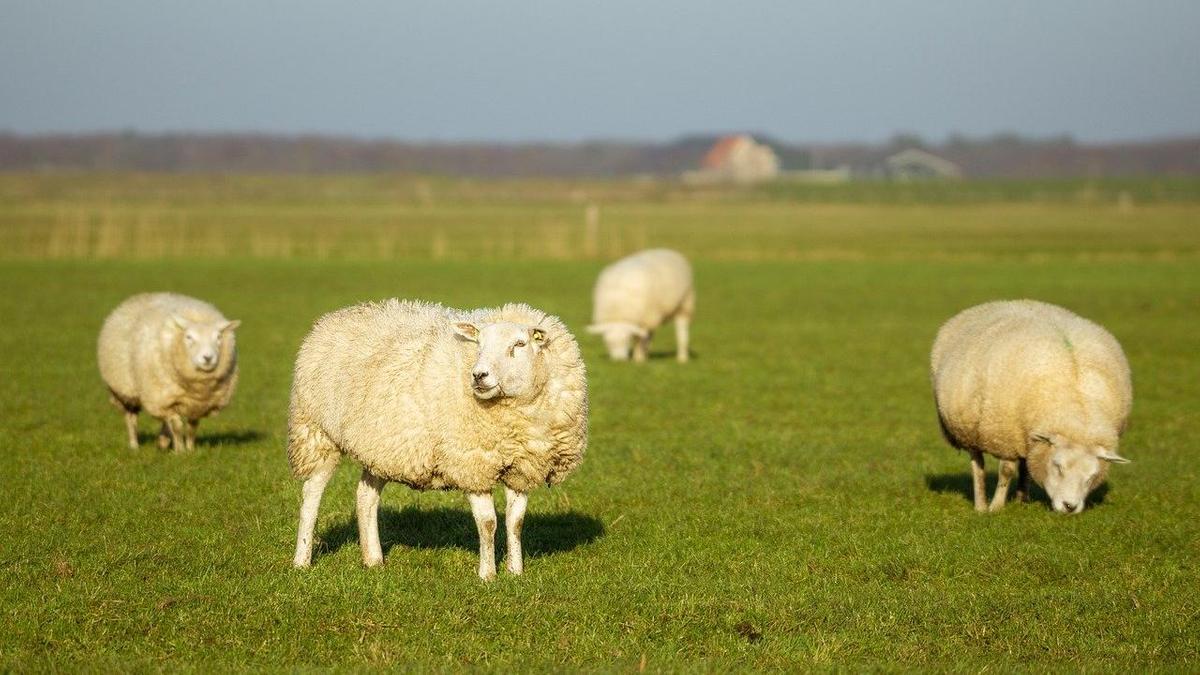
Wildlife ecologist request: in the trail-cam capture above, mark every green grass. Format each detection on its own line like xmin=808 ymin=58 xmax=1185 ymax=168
xmin=1 ymin=175 xmax=1198 ymax=669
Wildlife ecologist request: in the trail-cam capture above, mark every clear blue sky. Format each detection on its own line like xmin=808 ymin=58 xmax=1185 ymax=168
xmin=2 ymin=0 xmax=1197 ymax=142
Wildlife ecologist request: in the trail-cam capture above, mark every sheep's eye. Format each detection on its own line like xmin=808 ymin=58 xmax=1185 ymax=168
xmin=515 ymin=341 xmax=526 ymax=349
xmin=185 ymin=334 xmax=195 ymax=343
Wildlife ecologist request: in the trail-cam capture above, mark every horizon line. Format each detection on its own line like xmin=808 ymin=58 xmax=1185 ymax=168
xmin=3 ymin=129 xmax=1199 ymax=148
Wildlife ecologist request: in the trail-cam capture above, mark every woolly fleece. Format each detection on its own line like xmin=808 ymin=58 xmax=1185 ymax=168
xmin=931 ymin=299 xmax=1132 ymax=487
xmin=97 ymin=292 xmax=239 ymax=444
xmin=287 ymin=300 xmax=588 ymax=494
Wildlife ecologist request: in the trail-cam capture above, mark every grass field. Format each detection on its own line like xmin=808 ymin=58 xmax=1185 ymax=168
xmin=1 ymin=174 xmax=1198 ymax=669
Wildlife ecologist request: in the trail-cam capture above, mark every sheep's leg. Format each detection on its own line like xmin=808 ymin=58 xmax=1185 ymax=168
xmin=109 ymin=393 xmax=139 ymax=449
xmin=990 ymin=459 xmax=1018 ymax=512
xmin=156 ymin=421 xmax=172 ymax=450
xmin=1015 ymin=459 xmax=1030 ymax=503
xmin=504 ymin=487 xmax=528 ymax=575
xmin=969 ymin=450 xmax=988 ymax=513
xmin=356 ymin=469 xmax=388 ymax=568
xmin=293 ymin=462 xmax=337 ymax=568
xmin=468 ymin=492 xmax=498 ymax=581
xmin=185 ymin=419 xmax=198 ymax=452
xmin=165 ymin=415 xmax=187 ymax=452
xmin=124 ymin=411 xmax=139 ymax=449
xmin=675 ymin=289 xmax=694 ymax=363
xmin=674 ymin=314 xmax=690 ymax=363
xmin=632 ymin=333 xmax=651 ymax=363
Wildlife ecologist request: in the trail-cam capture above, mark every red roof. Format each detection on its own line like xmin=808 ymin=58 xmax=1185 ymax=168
xmin=701 ymin=135 xmax=745 ymax=169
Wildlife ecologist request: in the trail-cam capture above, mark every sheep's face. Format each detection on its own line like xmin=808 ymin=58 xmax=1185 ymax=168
xmin=174 ymin=315 xmax=240 ymax=373
xmin=586 ymin=322 xmax=646 ymax=361
xmin=1033 ymin=434 xmax=1129 ymax=514
xmin=454 ymin=321 xmax=548 ymax=401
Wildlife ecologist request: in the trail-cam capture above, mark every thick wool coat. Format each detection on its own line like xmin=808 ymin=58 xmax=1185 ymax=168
xmin=288 ymin=300 xmax=588 ymax=494
xmin=98 ymin=292 xmax=238 ymax=422
xmin=591 ymin=248 xmax=694 ymax=331
xmin=931 ymin=299 xmax=1132 ymax=485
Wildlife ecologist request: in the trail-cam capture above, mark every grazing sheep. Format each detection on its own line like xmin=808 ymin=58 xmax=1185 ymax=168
xmin=97 ymin=293 xmax=240 ymax=452
xmin=288 ymin=300 xmax=588 ymax=580
xmin=931 ymin=300 xmax=1132 ymax=514
xmin=588 ymin=248 xmax=694 ymax=363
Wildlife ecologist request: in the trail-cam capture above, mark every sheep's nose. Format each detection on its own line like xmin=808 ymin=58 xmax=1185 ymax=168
xmin=1062 ymin=502 xmax=1077 ymax=512
xmin=473 ymin=371 xmax=488 ymax=382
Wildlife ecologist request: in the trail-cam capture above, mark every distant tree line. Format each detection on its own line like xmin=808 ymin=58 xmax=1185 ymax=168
xmin=0 ymin=131 xmax=1196 ymax=178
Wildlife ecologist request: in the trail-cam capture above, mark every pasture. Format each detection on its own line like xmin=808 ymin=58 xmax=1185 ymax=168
xmin=1 ymin=174 xmax=1198 ymax=669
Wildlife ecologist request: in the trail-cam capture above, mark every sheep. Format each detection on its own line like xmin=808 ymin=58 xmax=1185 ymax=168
xmin=287 ymin=300 xmax=588 ymax=580
xmin=97 ymin=292 xmax=240 ymax=452
xmin=587 ymin=248 xmax=694 ymax=363
xmin=930 ymin=300 xmax=1132 ymax=514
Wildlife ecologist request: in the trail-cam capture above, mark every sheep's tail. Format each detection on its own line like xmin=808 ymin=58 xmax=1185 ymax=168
xmin=287 ymin=412 xmax=341 ymax=479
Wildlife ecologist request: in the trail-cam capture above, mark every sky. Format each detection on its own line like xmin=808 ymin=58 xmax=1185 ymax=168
xmin=1 ymin=0 xmax=1198 ymax=143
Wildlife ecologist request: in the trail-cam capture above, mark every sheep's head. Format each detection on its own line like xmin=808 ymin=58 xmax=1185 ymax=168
xmin=1030 ymin=433 xmax=1129 ymax=514
xmin=586 ymin=322 xmax=647 ymax=361
xmin=454 ymin=320 xmax=549 ymax=401
xmin=173 ymin=315 xmax=240 ymax=373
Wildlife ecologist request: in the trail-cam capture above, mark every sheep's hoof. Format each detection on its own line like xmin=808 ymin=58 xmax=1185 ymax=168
xmin=478 ymin=569 xmax=497 ymax=582
xmin=363 ymin=558 xmax=383 ymax=569
xmin=156 ymin=436 xmax=171 ymax=450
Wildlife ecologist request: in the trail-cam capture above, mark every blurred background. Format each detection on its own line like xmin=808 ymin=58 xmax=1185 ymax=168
xmin=1 ymin=0 xmax=1198 ymax=261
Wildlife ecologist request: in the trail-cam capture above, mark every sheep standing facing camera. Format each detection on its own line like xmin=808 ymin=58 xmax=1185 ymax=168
xmin=931 ymin=300 xmax=1132 ymax=514
xmin=287 ymin=300 xmax=588 ymax=580
xmin=97 ymin=292 xmax=240 ymax=452
xmin=588 ymin=248 xmax=694 ymax=362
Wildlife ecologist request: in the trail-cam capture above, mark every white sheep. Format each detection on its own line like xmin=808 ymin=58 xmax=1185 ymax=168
xmin=930 ymin=300 xmax=1132 ymax=514
xmin=287 ymin=300 xmax=588 ymax=580
xmin=587 ymin=248 xmax=694 ymax=363
xmin=97 ymin=292 xmax=240 ymax=452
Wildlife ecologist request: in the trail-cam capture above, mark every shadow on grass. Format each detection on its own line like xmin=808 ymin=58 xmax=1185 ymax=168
xmin=315 ymin=506 xmax=604 ymax=562
xmin=592 ymin=350 xmax=696 ymax=363
xmin=198 ymin=429 xmax=265 ymax=447
xmin=924 ymin=472 xmax=1109 ymax=510
xmin=646 ymin=349 xmax=697 ymax=361
xmin=135 ymin=429 xmax=264 ymax=447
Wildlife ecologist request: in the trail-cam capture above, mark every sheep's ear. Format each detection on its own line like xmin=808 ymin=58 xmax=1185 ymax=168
xmin=1030 ymin=433 xmax=1055 ymax=446
xmin=171 ymin=314 xmax=191 ymax=330
xmin=221 ymin=319 xmax=241 ymax=333
xmin=1097 ymin=449 xmax=1130 ymax=464
xmin=453 ymin=322 xmax=479 ymax=342
xmin=530 ymin=328 xmax=547 ymax=345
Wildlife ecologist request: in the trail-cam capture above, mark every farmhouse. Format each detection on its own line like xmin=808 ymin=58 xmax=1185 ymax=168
xmin=883 ymin=148 xmax=962 ymax=180
xmin=684 ymin=135 xmax=781 ymax=184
